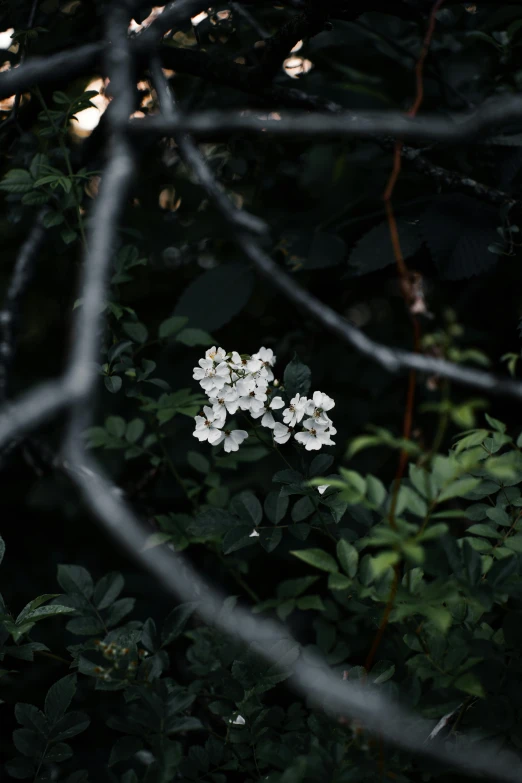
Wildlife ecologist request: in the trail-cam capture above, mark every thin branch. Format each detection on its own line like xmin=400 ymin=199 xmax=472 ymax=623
xmin=0 ymin=208 xmax=47 ymax=403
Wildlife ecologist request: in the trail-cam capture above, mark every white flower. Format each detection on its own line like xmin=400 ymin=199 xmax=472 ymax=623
xmin=230 ymin=715 xmax=246 ymax=725
xmin=249 ymin=528 xmax=260 ymax=537
xmin=306 ymin=391 xmax=335 ymax=425
xmin=245 ymin=357 xmax=263 ymax=374
xmin=192 ymin=357 xmax=214 ymax=382
xmin=194 ymin=359 xmax=231 ymax=395
xmin=294 ymin=418 xmax=335 ymax=451
xmin=205 ymin=346 xmax=227 ymax=363
xmin=282 ymin=394 xmax=308 ymax=426
xmin=252 ymin=347 xmax=276 ymax=381
xmin=252 ymin=346 xmax=276 ymax=367
xmin=227 ymin=352 xmax=262 ymax=375
xmin=273 ymin=422 xmax=292 ymax=444
xmin=193 ymin=406 xmax=225 ymax=444
xmin=259 ymin=395 xmax=285 ymax=429
xmin=209 ymin=384 xmax=239 ymax=416
xmin=237 ymin=377 xmax=268 ymax=411
xmin=317 ymin=484 xmax=330 ymax=495
xmin=214 ymin=428 xmax=248 ymax=453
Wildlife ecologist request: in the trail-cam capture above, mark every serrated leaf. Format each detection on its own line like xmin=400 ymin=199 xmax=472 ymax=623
xmin=0 ymin=169 xmax=34 ymax=193
xmin=45 ymin=674 xmax=77 ymax=725
xmin=93 ymin=572 xmax=124 ymax=610
xmin=57 ymin=565 xmax=93 ymax=599
xmin=161 ymin=603 xmax=196 ymax=646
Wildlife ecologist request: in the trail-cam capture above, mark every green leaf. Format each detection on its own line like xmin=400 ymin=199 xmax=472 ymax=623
xmin=105 ymin=416 xmax=126 ymax=438
xmin=176 ymin=328 xmax=215 ymax=347
xmin=14 ymin=704 xmax=48 ymax=735
xmin=484 ymin=413 xmax=506 ymax=433
xmin=93 ymin=572 xmax=124 ymax=610
xmin=336 ymin=539 xmax=358 ymax=577
xmin=371 ymin=551 xmax=400 ymax=578
xmin=222 ymin=526 xmax=257 ymax=554
xmin=284 ymin=355 xmax=311 ymax=398
xmin=16 ymin=594 xmax=60 ymax=624
xmin=463 ymin=538 xmax=483 ymax=584
xmin=0 ymin=169 xmax=33 ymax=193
xmin=504 ymin=534 xmax=522 ymax=553
xmin=264 ymin=490 xmax=289 ymax=524
xmin=290 ymin=548 xmax=338 ymax=573
xmin=61 ymin=227 xmax=78 ymax=245
xmin=45 ymin=674 xmax=77 ymax=725
xmin=438 ymin=477 xmax=481 ymax=503
xmin=296 ymin=595 xmax=325 ymax=611
xmin=126 ymin=419 xmax=144 ymax=443
xmin=309 ymin=454 xmax=334 ymax=476
xmin=0 ymin=536 xmax=5 ymax=566
xmin=109 ymin=736 xmax=144 ymax=766
xmin=158 ymin=316 xmax=188 ymax=339
xmin=277 ymin=576 xmax=320 ymax=600
xmin=105 ymin=376 xmax=122 ymax=393
xmin=13 ymin=728 xmax=44 ymax=758
xmin=230 ymin=491 xmax=263 ymax=526
xmin=173 ymin=263 xmax=254 ymax=331
xmin=370 ymin=660 xmax=395 ymax=684
xmin=49 ymin=711 xmax=90 ymax=741
xmin=327 ymin=572 xmax=352 ymax=590
xmin=161 ymin=603 xmax=196 ymax=646
xmin=57 ymin=565 xmax=94 ymax=599
xmin=467 ymin=524 xmax=500 ymax=539
xmin=455 ymin=672 xmax=485 ymax=698
xmin=291 ymin=496 xmax=315 ymax=522
xmin=187 ymin=451 xmax=210 ymax=474
xmin=122 ymin=321 xmax=148 ymax=344
xmin=5 ymin=757 xmax=34 ymax=779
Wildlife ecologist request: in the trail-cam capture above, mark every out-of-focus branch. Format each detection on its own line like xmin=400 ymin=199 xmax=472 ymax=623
xmin=0 ymin=209 xmax=47 ymax=403
xmin=129 ymin=97 xmax=522 ymax=144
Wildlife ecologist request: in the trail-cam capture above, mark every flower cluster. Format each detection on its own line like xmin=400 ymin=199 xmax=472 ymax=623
xmin=192 ymin=347 xmax=336 ymax=452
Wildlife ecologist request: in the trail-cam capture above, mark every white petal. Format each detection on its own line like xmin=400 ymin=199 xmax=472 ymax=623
xmin=269 ymin=395 xmax=285 ymax=410
xmin=249 ymin=529 xmax=260 ymax=538
xmin=261 ymin=411 xmax=275 ymax=429
xmin=208 ymin=427 xmax=224 ymax=444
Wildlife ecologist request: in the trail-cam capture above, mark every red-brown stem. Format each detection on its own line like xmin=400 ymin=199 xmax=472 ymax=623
xmin=364 ymin=1 xmax=445 ymax=680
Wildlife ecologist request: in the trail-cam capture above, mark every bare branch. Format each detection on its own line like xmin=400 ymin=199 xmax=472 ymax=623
xmin=130 ymin=98 xmax=522 ymax=144
xmin=0 ymin=43 xmax=103 ymax=102
xmin=0 ymin=209 xmax=47 ymax=403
